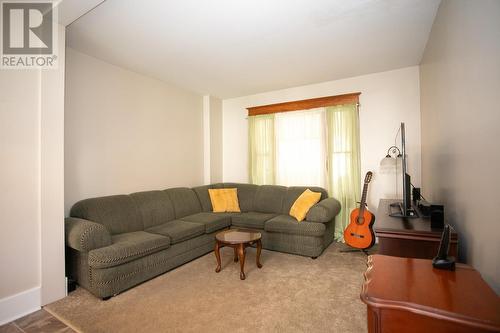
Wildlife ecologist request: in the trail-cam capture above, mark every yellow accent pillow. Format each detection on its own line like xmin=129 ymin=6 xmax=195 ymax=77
xmin=208 ymin=188 xmax=241 ymax=213
xmin=289 ymin=189 xmax=322 ymax=222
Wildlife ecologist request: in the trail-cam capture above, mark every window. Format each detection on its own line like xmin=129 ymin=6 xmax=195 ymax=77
xmin=275 ymin=108 xmax=326 ymax=188
xmin=247 ymin=93 xmax=361 ymax=241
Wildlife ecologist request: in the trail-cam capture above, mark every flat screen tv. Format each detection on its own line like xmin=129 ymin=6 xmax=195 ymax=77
xmin=389 ymin=122 xmax=419 ymax=218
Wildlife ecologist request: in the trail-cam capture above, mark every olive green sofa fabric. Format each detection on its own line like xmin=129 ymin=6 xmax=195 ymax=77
xmin=65 ymin=183 xmax=340 ymax=299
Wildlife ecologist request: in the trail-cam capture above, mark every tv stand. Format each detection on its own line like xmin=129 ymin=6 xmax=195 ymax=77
xmin=374 ymin=199 xmax=457 ymax=259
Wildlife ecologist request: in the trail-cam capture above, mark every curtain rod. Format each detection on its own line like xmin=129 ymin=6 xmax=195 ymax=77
xmin=246 ymin=101 xmax=361 ymax=119
xmin=246 ymin=92 xmax=361 ymax=117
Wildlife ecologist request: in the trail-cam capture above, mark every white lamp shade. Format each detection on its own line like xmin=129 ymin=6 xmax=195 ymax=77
xmin=379 ymin=156 xmax=399 ymax=174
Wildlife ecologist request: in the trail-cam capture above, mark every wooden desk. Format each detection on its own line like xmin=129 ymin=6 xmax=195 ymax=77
xmin=361 ymin=255 xmax=500 ymax=333
xmin=374 ymin=199 xmax=458 ymax=259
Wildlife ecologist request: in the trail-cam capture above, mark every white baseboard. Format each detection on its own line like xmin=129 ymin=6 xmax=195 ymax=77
xmin=0 ymin=287 xmax=41 ymax=325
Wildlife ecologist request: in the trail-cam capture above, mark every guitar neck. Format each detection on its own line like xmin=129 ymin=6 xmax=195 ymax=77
xmin=359 ymin=183 xmax=368 ymax=214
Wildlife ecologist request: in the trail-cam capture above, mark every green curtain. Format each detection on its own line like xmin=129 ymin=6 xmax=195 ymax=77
xmin=326 ymin=104 xmax=361 ymax=242
xmin=248 ymin=114 xmax=275 ymax=185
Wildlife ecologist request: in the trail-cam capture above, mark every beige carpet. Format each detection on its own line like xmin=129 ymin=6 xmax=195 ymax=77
xmin=46 ymin=243 xmax=368 ymax=333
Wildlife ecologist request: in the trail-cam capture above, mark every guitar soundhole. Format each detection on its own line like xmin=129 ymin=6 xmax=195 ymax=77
xmin=356 ymin=217 xmax=365 ymax=225
xmin=350 ymin=233 xmax=365 ymax=239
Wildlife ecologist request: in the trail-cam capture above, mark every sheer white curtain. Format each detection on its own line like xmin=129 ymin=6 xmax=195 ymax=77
xmin=248 ymin=114 xmax=275 ymax=185
xmin=275 ymin=108 xmax=327 ymax=188
xmin=326 ymin=104 xmax=361 ymax=241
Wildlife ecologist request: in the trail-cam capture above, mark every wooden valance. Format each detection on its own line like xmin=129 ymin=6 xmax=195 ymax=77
xmin=247 ymin=92 xmax=361 ymax=116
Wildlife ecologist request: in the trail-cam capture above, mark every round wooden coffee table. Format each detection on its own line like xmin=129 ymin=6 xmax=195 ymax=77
xmin=214 ymin=229 xmax=262 ymax=280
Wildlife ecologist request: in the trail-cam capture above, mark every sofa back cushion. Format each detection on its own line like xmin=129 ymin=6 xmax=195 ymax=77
xmin=130 ymin=190 xmax=175 ymax=229
xmin=222 ymin=183 xmax=259 ymax=212
xmin=70 ymin=195 xmax=142 ymax=235
xmin=282 ymin=186 xmax=329 ymax=214
xmin=253 ymin=185 xmax=287 ymax=214
xmin=165 ymin=187 xmax=202 ymax=218
xmin=192 ymin=184 xmax=223 ymax=212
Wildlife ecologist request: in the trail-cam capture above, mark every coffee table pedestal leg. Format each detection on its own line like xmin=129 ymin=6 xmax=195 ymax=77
xmin=214 ymin=241 xmax=221 ymax=273
xmin=237 ymin=243 xmax=246 ymax=280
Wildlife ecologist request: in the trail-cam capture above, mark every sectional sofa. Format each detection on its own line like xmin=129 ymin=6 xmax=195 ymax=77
xmin=65 ymin=183 xmax=341 ymax=299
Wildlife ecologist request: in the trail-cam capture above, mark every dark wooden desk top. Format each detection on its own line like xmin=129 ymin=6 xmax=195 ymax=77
xmin=375 ymin=199 xmax=457 ymax=239
xmin=361 ymin=255 xmax=500 ymax=331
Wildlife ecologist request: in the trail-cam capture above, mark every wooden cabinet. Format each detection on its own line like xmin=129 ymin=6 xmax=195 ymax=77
xmin=360 ymin=255 xmax=500 ymax=333
xmin=374 ymin=199 xmax=458 ymax=259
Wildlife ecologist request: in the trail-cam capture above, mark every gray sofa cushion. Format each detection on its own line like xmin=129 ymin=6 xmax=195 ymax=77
xmin=165 ymin=188 xmax=202 ymax=219
xmin=180 ymin=212 xmax=232 ymax=233
xmin=282 ymin=186 xmax=329 ymax=214
xmin=88 ymin=231 xmax=170 ymax=269
xmin=306 ymin=198 xmax=342 ymax=223
xmin=130 ymin=190 xmax=175 ymax=228
xmin=253 ymin=185 xmax=287 ymax=214
xmin=222 ymin=183 xmax=259 ymax=212
xmin=265 ymin=215 xmax=326 ymax=237
xmin=70 ymin=195 xmax=143 ymax=235
xmin=231 ymin=212 xmax=277 ymax=229
xmin=146 ymin=220 xmax=205 ymax=244
xmin=192 ymin=184 xmax=223 ymax=212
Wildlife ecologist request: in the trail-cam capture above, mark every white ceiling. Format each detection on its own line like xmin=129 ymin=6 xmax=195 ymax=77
xmin=67 ymin=0 xmax=440 ymax=98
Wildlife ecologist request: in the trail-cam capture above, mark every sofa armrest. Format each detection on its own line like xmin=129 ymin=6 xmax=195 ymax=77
xmin=65 ymin=217 xmax=112 ymax=252
xmin=305 ymin=198 xmax=341 ymax=223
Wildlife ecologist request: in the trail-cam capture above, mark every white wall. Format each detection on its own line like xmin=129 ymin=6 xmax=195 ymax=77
xmin=209 ymin=97 xmax=223 ymax=183
xmin=420 ymin=0 xmax=500 ymax=293
xmin=223 ymin=66 xmax=421 ymax=210
xmin=202 ymin=95 xmax=223 ymax=184
xmin=65 ymin=49 xmax=204 ymax=214
xmin=0 ymin=25 xmax=66 ymax=324
xmin=40 ymin=25 xmax=66 ymax=306
xmin=0 ymin=69 xmax=41 ymax=313
xmin=203 ymin=96 xmax=211 ymax=184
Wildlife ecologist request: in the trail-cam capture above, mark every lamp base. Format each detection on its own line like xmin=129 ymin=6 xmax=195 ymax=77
xmin=432 ymin=256 xmax=456 ymax=271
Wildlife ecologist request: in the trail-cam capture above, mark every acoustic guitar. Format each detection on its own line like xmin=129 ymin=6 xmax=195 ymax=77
xmin=344 ymin=171 xmax=375 ymax=249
